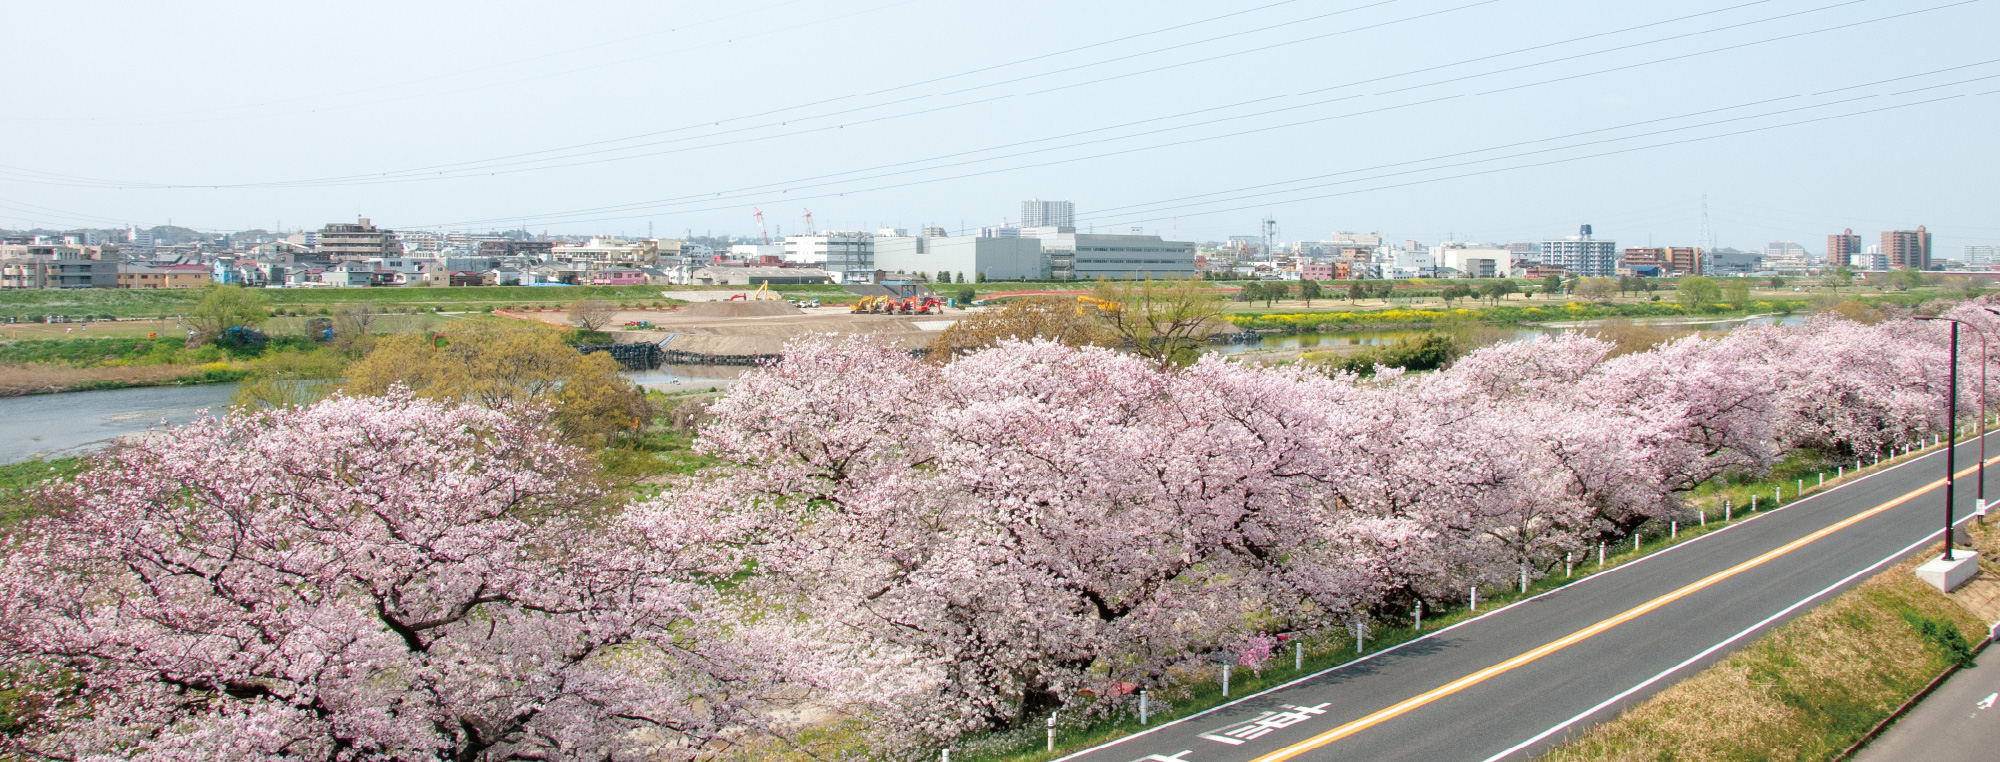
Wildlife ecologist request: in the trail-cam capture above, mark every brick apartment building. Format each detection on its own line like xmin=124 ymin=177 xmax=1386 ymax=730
xmin=1620 ymin=247 xmax=1702 ymax=276
xmin=1882 ymin=227 xmax=1931 ymax=269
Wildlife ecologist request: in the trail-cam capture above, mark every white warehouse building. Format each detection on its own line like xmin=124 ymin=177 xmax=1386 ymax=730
xmin=874 ymin=235 xmax=1047 ymax=281
xmin=1038 ymin=232 xmax=1198 ymax=280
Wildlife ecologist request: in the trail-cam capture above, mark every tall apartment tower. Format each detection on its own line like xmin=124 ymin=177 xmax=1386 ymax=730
xmin=1541 ymin=224 xmax=1618 ymax=277
xmin=1020 ymin=199 xmax=1075 ymax=230
xmin=1826 ymin=229 xmax=1862 ymax=268
xmin=318 ymin=217 xmax=404 ymax=262
xmin=1882 ymin=226 xmax=1931 ymax=270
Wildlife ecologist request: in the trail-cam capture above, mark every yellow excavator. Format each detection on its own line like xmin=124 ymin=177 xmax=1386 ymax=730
xmin=850 ymin=295 xmax=886 ymax=314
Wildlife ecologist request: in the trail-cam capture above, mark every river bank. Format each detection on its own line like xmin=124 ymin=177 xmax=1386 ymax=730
xmin=0 ymin=364 xmax=247 ymax=397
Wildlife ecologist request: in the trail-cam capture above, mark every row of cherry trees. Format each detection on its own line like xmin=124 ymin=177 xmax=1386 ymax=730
xmin=686 ymin=306 xmax=1985 ymax=750
xmin=1 ymin=304 xmax=1990 ymax=760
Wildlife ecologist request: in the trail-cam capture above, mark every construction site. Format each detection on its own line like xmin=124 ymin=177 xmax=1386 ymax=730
xmin=508 ymin=282 xmax=963 ymax=360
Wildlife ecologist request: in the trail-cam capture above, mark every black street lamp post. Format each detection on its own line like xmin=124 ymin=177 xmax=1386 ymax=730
xmin=1913 ymin=316 xmax=1970 ymax=559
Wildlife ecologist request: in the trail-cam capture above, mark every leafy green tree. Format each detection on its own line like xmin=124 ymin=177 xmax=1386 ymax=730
xmin=1299 ymin=279 xmax=1323 ymax=307
xmin=1541 ymin=273 xmax=1564 ymax=298
xmin=1349 ymin=283 xmax=1365 ymax=302
xmin=1236 ymin=282 xmax=1262 ymax=303
xmin=1721 ymin=279 xmax=1751 ymax=306
xmin=1769 ymin=276 xmax=1785 ymax=289
xmin=1322 ymin=332 xmax=1459 ymax=376
xmin=938 ymin=271 xmax=952 ymax=284
xmin=1481 ymin=279 xmax=1520 ymax=305
xmin=956 ymin=287 xmax=976 ymax=304
xmin=1575 ymin=278 xmax=1618 ymax=301
xmin=185 ymin=284 xmax=271 ymax=345
xmin=956 ymin=272 xmax=966 ymax=285
xmin=1263 ymin=281 xmax=1289 ymax=307
xmin=342 ymin=324 xmax=651 ymax=445
xmin=1088 ymin=276 xmax=1226 ymax=371
xmin=1441 ymin=283 xmax=1472 ymax=306
xmin=1676 ymin=276 xmax=1721 ymax=310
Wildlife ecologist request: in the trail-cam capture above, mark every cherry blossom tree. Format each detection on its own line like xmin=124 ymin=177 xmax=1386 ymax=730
xmin=0 ymin=390 xmax=765 ymax=762
xmin=693 ymin=336 xmax=1432 ymax=749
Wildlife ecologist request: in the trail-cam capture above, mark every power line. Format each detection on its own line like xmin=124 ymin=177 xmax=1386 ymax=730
xmin=1079 ymin=89 xmax=2000 ymax=229
xmin=1082 ymin=63 xmax=2000 ymax=220
xmin=0 ymin=0 xmax=1337 ymax=181
xmin=399 ymin=2 xmax=1970 ymax=230
xmin=0 ymin=0 xmax=895 ymax=128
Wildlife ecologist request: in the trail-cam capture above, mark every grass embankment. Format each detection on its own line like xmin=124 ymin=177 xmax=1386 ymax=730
xmin=0 ymin=335 xmax=312 ymax=396
xmin=1541 ymin=525 xmax=1995 ymax=762
xmin=732 ymin=440 xmax=1953 ymax=762
xmin=0 ymin=285 xmax=696 ymax=320
xmin=1228 ymin=299 xmax=1807 ymax=333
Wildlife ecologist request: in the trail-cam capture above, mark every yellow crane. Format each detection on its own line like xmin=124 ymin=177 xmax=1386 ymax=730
xmin=1075 ymin=295 xmax=1123 ymax=315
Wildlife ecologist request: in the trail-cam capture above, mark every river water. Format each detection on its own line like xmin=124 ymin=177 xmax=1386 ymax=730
xmin=0 ymin=364 xmax=741 ymax=465
xmin=0 ymin=384 xmax=240 ymax=464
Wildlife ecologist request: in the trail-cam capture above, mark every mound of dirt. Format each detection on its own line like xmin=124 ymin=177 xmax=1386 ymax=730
xmin=679 ymin=300 xmax=802 ymax=318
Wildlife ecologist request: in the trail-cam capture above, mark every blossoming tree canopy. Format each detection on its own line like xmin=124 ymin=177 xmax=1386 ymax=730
xmin=0 ymin=390 xmax=765 ymax=762
xmin=687 ymin=313 xmax=1998 ymax=746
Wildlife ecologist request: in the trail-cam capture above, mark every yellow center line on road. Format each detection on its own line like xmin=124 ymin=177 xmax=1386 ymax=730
xmin=1251 ymin=454 xmax=1992 ymax=762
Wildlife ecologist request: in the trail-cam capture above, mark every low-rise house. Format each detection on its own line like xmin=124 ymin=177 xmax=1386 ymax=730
xmin=118 ymin=263 xmax=212 ymax=289
xmin=588 ymin=268 xmax=648 ymax=286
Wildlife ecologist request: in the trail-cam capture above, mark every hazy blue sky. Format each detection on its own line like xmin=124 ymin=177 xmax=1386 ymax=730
xmin=4 ymin=0 xmax=1997 ymax=253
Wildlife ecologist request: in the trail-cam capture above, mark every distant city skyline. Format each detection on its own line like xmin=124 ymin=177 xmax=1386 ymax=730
xmin=3 ymin=0 xmax=1995 ymax=252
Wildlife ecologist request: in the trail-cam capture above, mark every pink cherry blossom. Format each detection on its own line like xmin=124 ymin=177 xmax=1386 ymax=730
xmin=0 ymin=390 xmax=768 ymax=762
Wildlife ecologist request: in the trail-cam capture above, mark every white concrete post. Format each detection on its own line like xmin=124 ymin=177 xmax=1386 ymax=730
xmin=1634 ymin=533 xmax=1641 ymax=551
xmin=1700 ymin=508 xmax=1706 ymax=526
xmin=1598 ymin=542 xmax=1606 ymax=568
xmin=1820 ymin=473 xmax=1825 ymax=486
xmin=1295 ymin=640 xmax=1303 ymax=671
xmin=1671 ymin=521 xmax=1678 ymax=539
xmin=1839 ymin=466 xmax=1844 ymax=478
xmin=942 ymin=748 xmax=951 ymax=762
xmin=1752 ymin=495 xmax=1758 ymax=512
xmin=1415 ymin=601 xmax=1423 ymax=631
xmin=1470 ymin=586 xmax=1478 ymax=612
xmin=1725 ymin=499 xmax=1732 ymax=521
xmin=1139 ymin=690 xmax=1149 ymax=725
xmin=1566 ymin=552 xmax=1573 ymax=578
xmin=1520 ymin=561 xmax=1528 ymax=593
xmin=1774 ymin=487 xmax=1781 ymax=504
xmin=1222 ymin=664 xmax=1231 ymax=697
xmin=1047 ymin=717 xmax=1056 ymax=752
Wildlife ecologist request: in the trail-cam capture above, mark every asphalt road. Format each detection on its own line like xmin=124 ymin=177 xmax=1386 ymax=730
xmin=1852 ymin=625 xmax=2000 ymax=762
xmin=1060 ymin=435 xmax=1996 ymax=762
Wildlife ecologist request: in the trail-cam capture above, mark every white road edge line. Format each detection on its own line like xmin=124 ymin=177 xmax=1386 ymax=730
xmin=1050 ymin=435 xmax=1987 ymax=761
xmin=1479 ymin=510 xmax=1988 ymax=762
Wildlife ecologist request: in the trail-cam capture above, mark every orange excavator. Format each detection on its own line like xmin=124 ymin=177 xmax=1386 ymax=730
xmin=893 ymin=295 xmax=944 ymax=315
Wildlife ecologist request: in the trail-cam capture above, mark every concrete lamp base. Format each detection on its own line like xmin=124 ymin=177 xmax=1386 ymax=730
xmin=1914 ymin=552 xmax=1980 ymax=593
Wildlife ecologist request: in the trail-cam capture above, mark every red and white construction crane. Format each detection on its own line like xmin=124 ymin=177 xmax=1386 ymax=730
xmin=802 ymin=209 xmax=816 ymax=236
xmin=753 ymin=208 xmax=769 ymax=244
